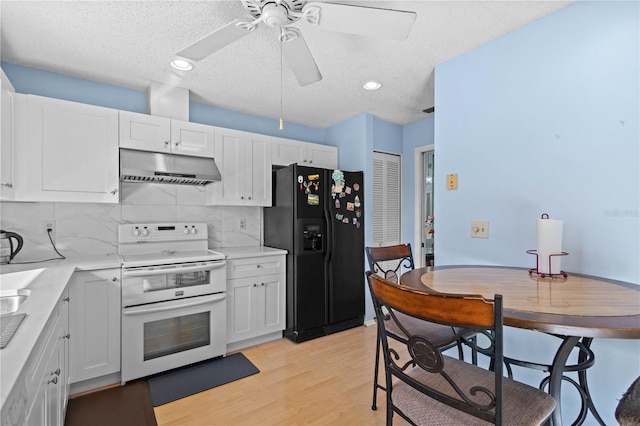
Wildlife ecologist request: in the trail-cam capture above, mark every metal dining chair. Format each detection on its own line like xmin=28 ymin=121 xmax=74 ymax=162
xmin=365 ymin=244 xmax=473 ymax=411
xmin=367 ymin=272 xmax=556 ymax=425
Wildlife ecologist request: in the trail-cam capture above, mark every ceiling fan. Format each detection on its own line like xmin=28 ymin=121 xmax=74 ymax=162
xmin=176 ymin=0 xmax=417 ymax=86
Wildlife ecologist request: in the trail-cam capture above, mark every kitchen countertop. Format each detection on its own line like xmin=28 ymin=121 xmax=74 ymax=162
xmin=215 ymin=246 xmax=287 ymax=259
xmin=0 ymin=255 xmax=121 ymax=409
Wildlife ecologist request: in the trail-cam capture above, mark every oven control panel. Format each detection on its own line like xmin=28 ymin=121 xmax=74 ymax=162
xmin=118 ymin=223 xmax=208 ymax=243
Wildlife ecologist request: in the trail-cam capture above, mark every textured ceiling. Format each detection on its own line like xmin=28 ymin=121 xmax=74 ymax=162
xmin=0 ymin=0 xmax=573 ymax=128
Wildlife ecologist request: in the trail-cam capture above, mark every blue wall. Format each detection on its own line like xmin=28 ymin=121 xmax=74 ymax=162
xmin=434 ymin=1 xmax=639 ymax=423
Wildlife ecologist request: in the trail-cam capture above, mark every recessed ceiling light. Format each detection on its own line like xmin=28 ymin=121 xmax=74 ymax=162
xmin=363 ymin=81 xmax=382 ymax=91
xmin=170 ymin=59 xmax=193 ymax=71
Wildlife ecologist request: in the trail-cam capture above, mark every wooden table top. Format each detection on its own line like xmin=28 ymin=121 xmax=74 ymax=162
xmin=400 ymin=266 xmax=640 ymax=339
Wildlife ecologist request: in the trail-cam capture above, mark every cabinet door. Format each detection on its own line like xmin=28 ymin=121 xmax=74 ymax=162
xmin=227 ymin=276 xmax=258 ymax=343
xmin=21 ymin=95 xmax=119 ymax=202
xmin=271 ymin=137 xmax=306 ymax=166
xmin=257 ymin=273 xmax=286 ymax=335
xmin=307 ymin=144 xmax=338 ymax=169
xmin=119 ymin=110 xmax=171 ymax=153
xmin=1 ymin=70 xmax=15 ymax=200
xmin=171 ymin=119 xmax=215 ymax=157
xmin=69 ymin=269 xmax=121 ymax=383
xmin=245 ymin=133 xmax=272 ymax=206
xmin=210 ymin=128 xmax=244 ymax=205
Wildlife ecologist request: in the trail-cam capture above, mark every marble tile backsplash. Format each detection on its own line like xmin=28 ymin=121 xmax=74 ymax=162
xmin=0 ymin=182 xmax=262 ymax=262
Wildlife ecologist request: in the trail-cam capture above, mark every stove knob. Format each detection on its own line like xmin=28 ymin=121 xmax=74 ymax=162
xmin=190 ymin=227 xmax=197 ymax=234
xmin=133 ymin=228 xmax=141 ymax=237
xmin=183 ymin=227 xmax=190 ymax=234
xmin=141 ymin=228 xmax=149 ymax=237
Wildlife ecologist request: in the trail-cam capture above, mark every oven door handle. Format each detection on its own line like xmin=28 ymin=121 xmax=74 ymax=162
xmin=122 ymin=293 xmax=226 ymax=316
xmin=122 ymin=261 xmax=226 ymax=277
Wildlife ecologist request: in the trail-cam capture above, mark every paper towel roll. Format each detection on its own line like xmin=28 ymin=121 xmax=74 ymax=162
xmin=536 ymin=216 xmax=563 ymax=274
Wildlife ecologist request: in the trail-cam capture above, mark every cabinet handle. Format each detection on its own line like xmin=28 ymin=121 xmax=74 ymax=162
xmin=48 ymin=377 xmax=58 ymax=385
xmin=51 ymin=368 xmax=61 ymax=376
xmin=63 ymin=333 xmax=71 ymax=339
xmin=309 ymin=160 xmax=313 ymax=164
xmin=303 ymin=159 xmax=307 ymax=163
xmin=164 ymin=141 xmax=170 ymax=146
xmin=1 ymin=183 xmax=12 ymax=188
xmin=253 ymin=283 xmax=257 ymax=287
xmin=256 ymin=264 xmax=261 ymax=268
xmin=63 ymin=297 xmax=70 ymax=302
xmin=240 ymin=196 xmax=244 ymax=200
xmin=112 ymin=277 xmax=118 ymax=282
xmin=248 ymin=196 xmax=252 ymax=200
xmin=110 ymin=189 xmax=118 ymax=195
xmin=175 ymin=141 xmax=180 ymax=147
xmin=261 ymin=283 xmax=265 ymax=286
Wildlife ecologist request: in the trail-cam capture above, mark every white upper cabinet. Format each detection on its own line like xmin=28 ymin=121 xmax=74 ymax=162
xmin=1 ymin=69 xmax=15 ymax=200
xmin=14 ymin=95 xmax=119 ymax=203
xmin=271 ymin=137 xmax=338 ymax=170
xmin=207 ymin=128 xmax=272 ymax=206
xmin=119 ymin=110 xmax=215 ymax=157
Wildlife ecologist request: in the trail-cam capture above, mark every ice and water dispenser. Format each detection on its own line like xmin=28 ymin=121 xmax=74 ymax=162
xmin=302 ymin=223 xmax=323 ymax=252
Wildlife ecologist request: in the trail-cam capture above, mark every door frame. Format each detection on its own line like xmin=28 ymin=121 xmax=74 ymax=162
xmin=413 ymin=144 xmax=434 ymax=267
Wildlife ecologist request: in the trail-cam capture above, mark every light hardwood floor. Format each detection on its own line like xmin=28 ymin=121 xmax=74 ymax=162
xmin=154 ymin=324 xmax=409 ymax=426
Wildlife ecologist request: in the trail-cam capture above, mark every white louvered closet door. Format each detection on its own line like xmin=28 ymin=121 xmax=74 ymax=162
xmin=372 ymin=151 xmax=401 ymax=249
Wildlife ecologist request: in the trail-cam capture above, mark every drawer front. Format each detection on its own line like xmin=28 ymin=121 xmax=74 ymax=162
xmin=226 ymin=256 xmax=285 ymax=279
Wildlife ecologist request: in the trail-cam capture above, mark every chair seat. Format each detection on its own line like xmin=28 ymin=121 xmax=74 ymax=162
xmin=392 ymin=356 xmax=556 ymax=426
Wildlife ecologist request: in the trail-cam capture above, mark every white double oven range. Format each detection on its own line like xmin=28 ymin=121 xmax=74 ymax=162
xmin=118 ymin=223 xmax=227 ymax=384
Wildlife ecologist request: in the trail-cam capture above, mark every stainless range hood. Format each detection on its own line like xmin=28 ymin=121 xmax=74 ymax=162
xmin=120 ymin=148 xmax=221 ymax=186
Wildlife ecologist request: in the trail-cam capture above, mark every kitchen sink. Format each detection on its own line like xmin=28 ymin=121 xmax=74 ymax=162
xmin=0 ymin=289 xmax=31 ymax=315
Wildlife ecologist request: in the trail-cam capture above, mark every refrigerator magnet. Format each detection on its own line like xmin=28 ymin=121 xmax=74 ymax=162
xmin=335 ymin=199 xmax=340 ymax=209
xmin=345 ymin=186 xmax=352 ymax=194
xmin=298 ymin=175 xmax=304 ymax=190
xmin=356 ymin=209 xmax=362 ymax=218
xmin=308 ymin=194 xmax=319 ymax=205
xmin=336 ymin=213 xmax=343 ymax=220
xmin=308 ymin=174 xmax=320 ymax=181
xmin=354 ymin=195 xmax=361 ymax=207
xmin=353 ymin=183 xmax=360 ymax=191
xmin=342 ymin=217 xmax=349 ymax=224
xmin=346 ymin=202 xmax=355 ymax=211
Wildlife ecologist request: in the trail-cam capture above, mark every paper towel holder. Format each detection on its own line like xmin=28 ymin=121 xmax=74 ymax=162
xmin=527 ymin=249 xmax=569 ymax=278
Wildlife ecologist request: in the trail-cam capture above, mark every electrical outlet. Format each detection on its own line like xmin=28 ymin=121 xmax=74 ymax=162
xmin=239 ymin=219 xmax=246 ymax=230
xmin=43 ymin=220 xmax=56 ymax=240
xmin=471 ymin=221 xmax=488 ymax=238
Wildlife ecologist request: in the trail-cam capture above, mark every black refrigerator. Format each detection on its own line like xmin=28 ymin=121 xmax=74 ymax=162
xmin=264 ymin=164 xmax=365 ymax=343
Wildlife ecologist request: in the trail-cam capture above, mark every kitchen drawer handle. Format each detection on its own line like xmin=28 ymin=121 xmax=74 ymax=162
xmin=123 ymin=293 xmax=226 ymax=316
xmin=48 ymin=377 xmax=58 ymax=385
xmin=110 ymin=189 xmax=118 ymax=195
xmin=51 ymin=368 xmax=61 ymax=376
xmin=63 ymin=333 xmax=71 ymax=339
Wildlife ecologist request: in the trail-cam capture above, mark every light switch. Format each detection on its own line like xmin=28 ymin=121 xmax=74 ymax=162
xmin=447 ymin=174 xmax=458 ymax=190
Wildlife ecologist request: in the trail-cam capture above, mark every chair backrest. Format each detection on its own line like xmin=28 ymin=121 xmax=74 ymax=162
xmin=365 ymin=244 xmax=415 ymax=283
xmin=366 ymin=271 xmax=504 ymax=424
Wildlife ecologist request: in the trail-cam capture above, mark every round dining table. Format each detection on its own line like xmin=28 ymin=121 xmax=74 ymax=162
xmin=400 ymin=265 xmax=640 ymax=426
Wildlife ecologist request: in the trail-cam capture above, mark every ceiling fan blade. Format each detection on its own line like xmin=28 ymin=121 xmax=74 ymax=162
xmin=281 ymin=28 xmax=322 ymax=87
xmin=302 ymin=2 xmax=416 ymax=41
xmin=177 ymin=19 xmax=255 ymax=61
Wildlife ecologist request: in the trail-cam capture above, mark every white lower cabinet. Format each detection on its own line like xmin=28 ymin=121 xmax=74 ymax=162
xmin=21 ymin=290 xmax=69 ymax=426
xmin=226 ymin=255 xmax=285 ymax=348
xmin=68 ymin=269 xmax=121 ymax=384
